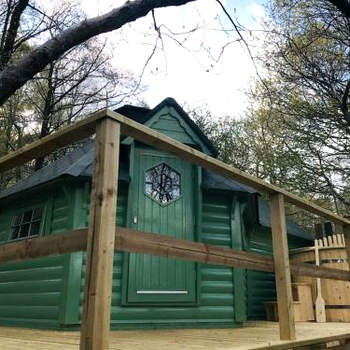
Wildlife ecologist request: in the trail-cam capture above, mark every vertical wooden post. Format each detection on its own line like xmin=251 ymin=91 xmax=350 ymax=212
xmin=335 ymin=223 xmax=344 ymax=235
xmin=269 ymin=193 xmax=296 ymax=340
xmin=80 ymin=117 xmax=120 ymax=350
xmin=343 ymin=225 xmax=350 ymax=268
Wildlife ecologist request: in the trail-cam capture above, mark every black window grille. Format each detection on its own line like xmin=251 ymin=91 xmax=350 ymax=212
xmin=10 ymin=208 xmax=43 ymax=240
xmin=145 ymin=163 xmax=181 ymax=204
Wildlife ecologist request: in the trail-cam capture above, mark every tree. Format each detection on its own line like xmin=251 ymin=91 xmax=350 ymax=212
xmin=0 ymin=0 xmax=348 ymax=108
xmin=246 ymin=0 xmax=350 ymax=217
xmin=0 ymin=1 xmax=145 ymax=175
xmin=0 ymin=0 xmax=197 ymax=106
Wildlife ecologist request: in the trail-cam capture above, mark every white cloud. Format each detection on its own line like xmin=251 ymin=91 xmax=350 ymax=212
xmin=246 ymin=2 xmax=266 ymax=21
xmin=74 ymin=1 xmax=267 ymax=117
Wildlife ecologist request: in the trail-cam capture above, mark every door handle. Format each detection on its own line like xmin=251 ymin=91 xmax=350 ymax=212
xmin=133 ymin=216 xmax=137 ymax=224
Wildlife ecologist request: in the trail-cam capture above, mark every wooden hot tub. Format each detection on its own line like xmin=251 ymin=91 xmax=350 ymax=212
xmin=290 ymin=235 xmax=350 ymax=322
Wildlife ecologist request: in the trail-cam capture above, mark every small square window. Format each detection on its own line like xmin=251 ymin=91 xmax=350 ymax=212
xmin=10 ymin=207 xmax=43 ymax=241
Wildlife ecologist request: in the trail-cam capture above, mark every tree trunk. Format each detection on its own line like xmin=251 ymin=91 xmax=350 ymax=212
xmin=0 ymin=0 xmax=195 ymax=107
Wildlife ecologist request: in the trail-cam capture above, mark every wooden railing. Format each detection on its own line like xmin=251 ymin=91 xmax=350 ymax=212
xmin=316 ymin=234 xmax=345 ymax=248
xmin=0 ymin=109 xmax=350 ymax=348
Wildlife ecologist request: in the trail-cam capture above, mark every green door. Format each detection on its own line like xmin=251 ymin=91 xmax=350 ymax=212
xmin=126 ymin=147 xmax=197 ymax=304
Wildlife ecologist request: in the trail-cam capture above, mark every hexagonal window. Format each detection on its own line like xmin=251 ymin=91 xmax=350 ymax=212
xmin=145 ymin=163 xmax=181 ymax=205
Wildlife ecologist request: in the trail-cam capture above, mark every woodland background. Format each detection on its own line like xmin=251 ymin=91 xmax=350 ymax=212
xmin=1 ymin=0 xmax=350 ymax=233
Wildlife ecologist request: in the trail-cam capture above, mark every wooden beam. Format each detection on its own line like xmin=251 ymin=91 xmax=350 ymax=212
xmin=269 ymin=193 xmax=295 ymax=341
xmin=1 ymin=226 xmax=350 ymax=282
xmin=79 ymin=118 xmax=120 ymax=350
xmin=106 ymin=109 xmax=350 ymax=226
xmin=343 ymin=225 xmax=350 ymax=269
xmin=1 ymin=222 xmax=350 ymax=285
xmin=0 ymin=107 xmax=349 ymax=227
xmin=116 ymin=227 xmax=350 ymax=282
xmin=0 ymin=110 xmax=107 ymax=172
xmin=1 ymin=107 xmax=349 ymax=227
xmin=0 ymin=229 xmax=86 ymax=264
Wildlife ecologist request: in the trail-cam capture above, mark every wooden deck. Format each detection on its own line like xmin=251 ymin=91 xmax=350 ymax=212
xmin=0 ymin=322 xmax=350 ymax=350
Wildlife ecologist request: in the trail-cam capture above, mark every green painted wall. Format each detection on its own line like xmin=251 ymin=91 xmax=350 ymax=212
xmin=0 ymin=106 xmax=313 ymax=330
xmin=123 ymin=106 xmax=212 ymax=155
xmin=245 ymin=225 xmax=311 ymax=320
xmin=0 ymin=176 xmax=312 ymax=329
xmin=0 ymin=183 xmax=74 ymax=328
xmin=151 ymin=112 xmax=195 ymax=144
xmin=77 ymin=188 xmax=244 ymax=329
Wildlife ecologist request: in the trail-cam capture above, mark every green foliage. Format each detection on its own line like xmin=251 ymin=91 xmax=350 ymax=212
xmin=246 ymin=0 xmax=350 ymax=220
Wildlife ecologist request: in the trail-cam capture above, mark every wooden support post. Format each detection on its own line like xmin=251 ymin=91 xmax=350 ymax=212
xmin=343 ymin=225 xmax=350 ymax=270
xmin=80 ymin=118 xmax=120 ymax=350
xmin=270 ymin=193 xmax=296 ymax=341
xmin=335 ymin=223 xmax=344 ymax=235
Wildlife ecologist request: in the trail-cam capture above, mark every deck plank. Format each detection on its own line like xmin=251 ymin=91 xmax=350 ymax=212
xmin=0 ymin=322 xmax=349 ymax=350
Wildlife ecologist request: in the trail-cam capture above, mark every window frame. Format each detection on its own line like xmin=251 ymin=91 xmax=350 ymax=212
xmin=144 ymin=162 xmax=182 ymax=206
xmin=8 ymin=205 xmax=46 ymax=242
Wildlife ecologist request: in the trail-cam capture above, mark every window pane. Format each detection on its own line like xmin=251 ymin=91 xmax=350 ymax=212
xmin=19 ymin=223 xmax=30 ymax=238
xmin=32 ymin=208 xmax=42 ymax=220
xmin=13 ymin=214 xmax=22 ymax=226
xmin=170 ymin=171 xmax=180 ymax=185
xmin=145 ymin=163 xmax=181 ymax=205
xmin=30 ymin=221 xmax=41 ymax=236
xmin=11 ymin=226 xmax=20 ymax=240
xmin=10 ymin=207 xmax=43 ymax=241
xmin=22 ymin=210 xmax=33 ymax=223
xmin=171 ymin=186 xmax=180 ymax=197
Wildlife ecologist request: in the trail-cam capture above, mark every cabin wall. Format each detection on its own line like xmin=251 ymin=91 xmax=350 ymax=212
xmin=77 ymin=188 xmax=245 ymax=329
xmin=0 ymin=179 xmax=312 ymax=329
xmin=0 ymin=184 xmax=73 ymax=328
xmin=245 ymin=225 xmax=311 ymax=320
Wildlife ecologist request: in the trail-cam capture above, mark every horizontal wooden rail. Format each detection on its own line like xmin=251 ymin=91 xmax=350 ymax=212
xmin=0 ymin=109 xmax=349 ymax=226
xmin=3 ymin=109 xmax=348 ymax=345
xmin=0 ymin=229 xmax=87 ymax=262
xmin=106 ymin=110 xmax=350 ymax=226
xmin=1 ymin=227 xmax=349 ymax=282
xmin=0 ymin=110 xmax=106 ymax=172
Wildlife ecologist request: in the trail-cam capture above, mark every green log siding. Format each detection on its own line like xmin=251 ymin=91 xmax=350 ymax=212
xmin=246 ymin=226 xmax=311 ymax=320
xmin=0 ymin=101 xmax=315 ymax=331
xmin=0 ymin=185 xmax=73 ymax=328
xmin=0 ymin=177 xmax=312 ymax=329
xmin=78 ymin=189 xmax=243 ymax=329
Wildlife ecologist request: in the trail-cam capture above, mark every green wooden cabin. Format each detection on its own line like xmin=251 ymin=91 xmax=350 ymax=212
xmin=0 ymin=98 xmax=312 ymax=330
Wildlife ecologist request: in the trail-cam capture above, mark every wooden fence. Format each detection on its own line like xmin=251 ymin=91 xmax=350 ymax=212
xmin=1 ymin=110 xmax=350 ymax=349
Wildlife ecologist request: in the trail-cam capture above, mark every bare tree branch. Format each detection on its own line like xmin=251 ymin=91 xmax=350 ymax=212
xmin=0 ymin=0 xmax=195 ymax=107
xmin=327 ymin=0 xmax=350 ymax=18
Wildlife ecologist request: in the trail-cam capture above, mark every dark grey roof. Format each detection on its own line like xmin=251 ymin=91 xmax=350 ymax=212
xmin=0 ymin=140 xmax=129 ymax=200
xmin=0 ymin=140 xmax=311 ymax=241
xmin=202 ymin=169 xmax=256 ymax=193
xmin=0 ymin=97 xmax=219 ymax=201
xmin=0 ymin=140 xmax=251 ymax=201
xmin=258 ymin=197 xmax=312 ymax=241
xmin=0 ymin=97 xmax=311 ymax=241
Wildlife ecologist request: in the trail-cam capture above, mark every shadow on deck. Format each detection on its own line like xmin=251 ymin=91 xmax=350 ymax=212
xmin=0 ymin=321 xmax=350 ymax=350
